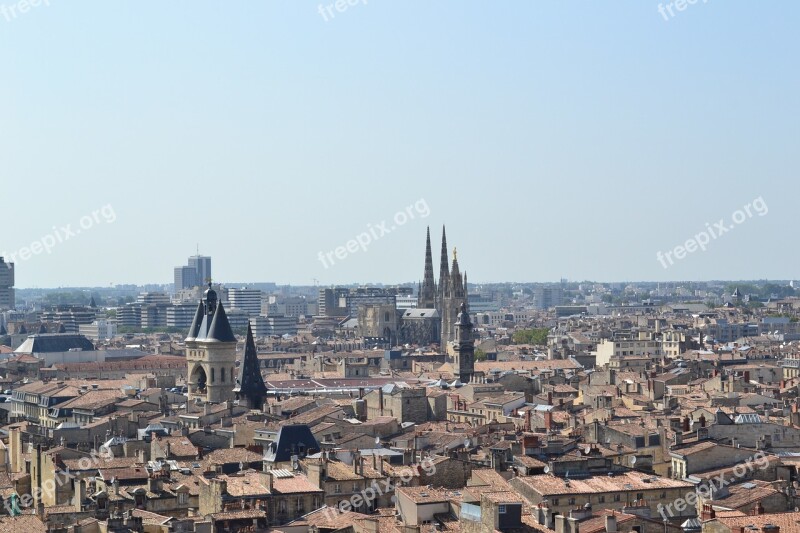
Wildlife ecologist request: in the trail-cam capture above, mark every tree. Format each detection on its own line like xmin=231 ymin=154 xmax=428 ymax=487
xmin=512 ymin=328 xmax=549 ymax=346
xmin=475 ymin=348 xmax=487 ymax=361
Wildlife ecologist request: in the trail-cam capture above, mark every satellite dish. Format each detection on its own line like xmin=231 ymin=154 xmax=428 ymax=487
xmin=631 ymin=456 xmax=637 ymax=465
xmin=464 ymin=438 xmax=471 ymax=448
xmin=375 ymin=436 xmax=381 ymax=445
xmin=543 ymin=466 xmax=550 ymax=474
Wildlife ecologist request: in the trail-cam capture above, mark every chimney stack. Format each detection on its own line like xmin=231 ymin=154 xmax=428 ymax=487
xmin=605 ymin=512 xmax=617 ymax=532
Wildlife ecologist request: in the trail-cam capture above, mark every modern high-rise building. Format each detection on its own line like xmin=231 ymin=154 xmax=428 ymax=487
xmin=174 ymin=265 xmax=197 ymax=291
xmin=533 ymin=285 xmax=563 ymax=310
xmin=189 ymin=255 xmax=212 ymax=285
xmin=228 ymin=287 xmax=263 ymax=317
xmin=0 ymin=257 xmax=15 ymax=310
xmin=173 ymin=255 xmax=212 ymax=291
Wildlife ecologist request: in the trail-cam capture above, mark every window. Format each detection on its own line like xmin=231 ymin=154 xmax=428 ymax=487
xmin=636 ymin=493 xmax=643 ymax=501
xmin=598 ymin=495 xmax=605 ymax=503
xmin=553 ymin=499 xmax=559 ymax=506
xmin=211 ymin=367 xmax=215 ymax=383
xmin=614 ymin=495 xmax=621 ymax=502
xmin=333 ymin=484 xmax=341 ymax=494
xmin=178 ymin=492 xmax=188 ymax=505
xmin=498 ymin=505 xmax=507 ymax=514
xmin=221 ymin=367 xmax=225 ymax=382
xmin=568 ymin=498 xmax=576 ymax=505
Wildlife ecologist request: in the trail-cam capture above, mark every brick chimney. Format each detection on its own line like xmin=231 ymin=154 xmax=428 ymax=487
xmin=751 ymin=501 xmax=764 ymax=515
xmin=701 ymin=503 xmax=716 ymax=520
xmin=544 ymin=411 xmax=553 ymax=431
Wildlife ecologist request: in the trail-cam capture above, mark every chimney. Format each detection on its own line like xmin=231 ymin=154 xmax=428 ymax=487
xmin=544 ymin=411 xmax=553 ymax=431
xmin=73 ymin=477 xmax=87 ymax=509
xmin=263 ymin=470 xmax=274 ymax=493
xmin=547 ymin=392 xmax=553 ymax=405
xmin=148 ymin=474 xmax=162 ymax=493
xmin=682 ymin=416 xmax=690 ymax=432
xmin=605 ymin=512 xmax=617 ymax=532
xmin=752 ymin=501 xmax=764 ymax=515
xmin=702 ymin=503 xmax=716 ymax=520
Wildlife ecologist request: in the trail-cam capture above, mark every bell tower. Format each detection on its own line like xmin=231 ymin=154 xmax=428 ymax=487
xmin=453 ymin=302 xmax=475 ymax=383
xmin=186 ymin=283 xmax=237 ymax=404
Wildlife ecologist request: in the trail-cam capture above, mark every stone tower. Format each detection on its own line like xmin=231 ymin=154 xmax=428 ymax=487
xmin=185 ymin=283 xmax=237 ymax=404
xmin=440 ymin=246 xmax=467 ymax=349
xmin=453 ymin=302 xmax=475 ymax=383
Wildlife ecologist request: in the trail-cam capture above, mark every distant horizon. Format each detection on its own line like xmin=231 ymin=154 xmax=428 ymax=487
xmin=13 ymin=278 xmax=798 ymax=292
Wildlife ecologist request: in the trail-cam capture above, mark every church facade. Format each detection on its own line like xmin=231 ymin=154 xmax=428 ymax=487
xmin=417 ymin=226 xmax=468 ymax=350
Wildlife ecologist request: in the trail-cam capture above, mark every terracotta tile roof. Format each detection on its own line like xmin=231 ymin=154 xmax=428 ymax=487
xmin=209 ymin=509 xmax=266 ymax=521
xmin=99 ymin=466 xmax=149 ymax=482
xmin=57 ymin=389 xmax=125 ymax=409
xmin=710 ymin=510 xmax=800 ymax=530
xmin=710 ymin=480 xmax=781 ymax=510
xmin=515 ymin=471 xmax=693 ymax=496
xmin=272 ymin=474 xmax=323 ymax=495
xmin=0 ymin=514 xmax=47 ymax=533
xmin=202 ymin=447 xmax=262 ymax=466
xmin=396 ymin=485 xmax=450 ymax=503
xmin=288 ymin=506 xmax=367 ymax=529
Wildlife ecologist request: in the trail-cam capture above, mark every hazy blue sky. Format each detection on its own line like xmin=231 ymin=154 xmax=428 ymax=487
xmin=2 ymin=1 xmax=798 ymax=288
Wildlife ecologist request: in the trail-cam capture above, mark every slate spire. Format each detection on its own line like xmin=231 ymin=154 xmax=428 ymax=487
xmin=234 ymin=323 xmax=268 ymax=409
xmin=438 ymin=226 xmax=450 ymax=303
xmin=419 ymin=226 xmax=437 ymax=308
